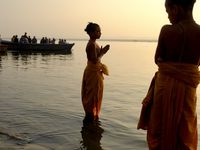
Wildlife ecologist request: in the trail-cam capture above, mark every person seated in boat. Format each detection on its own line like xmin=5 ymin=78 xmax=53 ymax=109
xmin=40 ymin=37 xmax=45 ymax=44
xmin=44 ymin=37 xmax=48 ymax=44
xmin=24 ymin=32 xmax=28 ymax=39
xmin=20 ymin=35 xmax=29 ymax=44
xmin=40 ymin=37 xmax=47 ymax=44
xmin=28 ymin=36 xmax=32 ymax=43
xmin=51 ymin=38 xmax=56 ymax=44
xmin=32 ymin=36 xmax=37 ymax=44
xmin=48 ymin=38 xmax=51 ymax=44
xmin=58 ymin=39 xmax=61 ymax=44
xmin=58 ymin=39 xmax=66 ymax=44
xmin=11 ymin=35 xmax=15 ymax=42
xmin=11 ymin=35 xmax=19 ymax=43
xmin=14 ymin=35 xmax=19 ymax=43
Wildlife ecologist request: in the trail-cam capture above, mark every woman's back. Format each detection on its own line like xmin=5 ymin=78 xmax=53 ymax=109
xmin=157 ymin=21 xmax=200 ymax=65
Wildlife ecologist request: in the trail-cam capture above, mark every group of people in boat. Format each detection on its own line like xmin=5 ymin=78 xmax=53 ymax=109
xmin=40 ymin=37 xmax=56 ymax=44
xmin=11 ymin=32 xmax=68 ymax=45
xmin=11 ymin=33 xmax=37 ymax=44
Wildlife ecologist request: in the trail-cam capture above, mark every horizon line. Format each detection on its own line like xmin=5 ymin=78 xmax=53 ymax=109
xmin=1 ymin=37 xmax=158 ymax=43
xmin=67 ymin=38 xmax=158 ymax=43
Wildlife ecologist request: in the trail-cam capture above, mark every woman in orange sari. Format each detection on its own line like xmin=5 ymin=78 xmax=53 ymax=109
xmin=82 ymin=22 xmax=110 ymax=123
xmin=138 ymin=0 xmax=200 ymax=149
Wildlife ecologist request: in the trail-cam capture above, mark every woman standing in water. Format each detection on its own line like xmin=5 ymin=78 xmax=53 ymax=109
xmin=81 ymin=22 xmax=110 ymax=123
xmin=138 ymin=0 xmax=200 ymax=149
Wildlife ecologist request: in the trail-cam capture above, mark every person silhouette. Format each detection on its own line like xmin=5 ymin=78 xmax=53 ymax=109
xmin=138 ymin=0 xmax=200 ymax=149
xmin=81 ymin=22 xmax=110 ymax=123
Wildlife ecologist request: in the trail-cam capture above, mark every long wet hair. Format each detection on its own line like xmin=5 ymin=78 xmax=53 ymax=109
xmin=165 ymin=0 xmax=196 ymax=10
xmin=84 ymin=22 xmax=100 ymax=35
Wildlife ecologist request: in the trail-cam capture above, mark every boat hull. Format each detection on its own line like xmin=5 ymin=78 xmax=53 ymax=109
xmin=1 ymin=40 xmax=74 ymax=53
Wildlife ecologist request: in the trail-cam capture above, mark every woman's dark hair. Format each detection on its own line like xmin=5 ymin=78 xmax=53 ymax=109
xmin=165 ymin=0 xmax=196 ymax=10
xmin=84 ymin=22 xmax=99 ymax=34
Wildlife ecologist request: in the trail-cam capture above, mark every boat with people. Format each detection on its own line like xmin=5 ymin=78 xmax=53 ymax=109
xmin=0 ymin=37 xmax=8 ymax=53
xmin=0 ymin=44 xmax=8 ymax=53
xmin=1 ymin=40 xmax=75 ymax=53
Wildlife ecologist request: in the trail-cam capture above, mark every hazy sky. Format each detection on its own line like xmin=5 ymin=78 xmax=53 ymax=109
xmin=0 ymin=0 xmax=200 ymax=40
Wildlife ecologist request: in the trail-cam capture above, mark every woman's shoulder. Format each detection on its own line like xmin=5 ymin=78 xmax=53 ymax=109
xmin=86 ymin=41 xmax=95 ymax=49
xmin=159 ymin=24 xmax=186 ymax=42
xmin=160 ymin=24 xmax=182 ymax=35
xmin=161 ymin=22 xmax=200 ymax=34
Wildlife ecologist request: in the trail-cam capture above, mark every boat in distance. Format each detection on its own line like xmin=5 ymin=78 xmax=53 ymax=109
xmin=1 ymin=40 xmax=75 ymax=53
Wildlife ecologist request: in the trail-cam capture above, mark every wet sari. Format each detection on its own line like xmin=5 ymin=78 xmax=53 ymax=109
xmin=138 ymin=62 xmax=200 ymax=150
xmin=81 ymin=61 xmax=109 ymax=120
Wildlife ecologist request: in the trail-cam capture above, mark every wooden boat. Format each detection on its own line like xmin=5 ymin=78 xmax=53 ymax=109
xmin=1 ymin=40 xmax=75 ymax=53
xmin=0 ymin=41 xmax=8 ymax=53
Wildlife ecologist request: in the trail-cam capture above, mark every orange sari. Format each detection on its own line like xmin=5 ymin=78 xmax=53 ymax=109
xmin=138 ymin=62 xmax=200 ymax=150
xmin=81 ymin=61 xmax=109 ymax=119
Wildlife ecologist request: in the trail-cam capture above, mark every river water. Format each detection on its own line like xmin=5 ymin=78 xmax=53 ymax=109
xmin=0 ymin=40 xmax=199 ymax=150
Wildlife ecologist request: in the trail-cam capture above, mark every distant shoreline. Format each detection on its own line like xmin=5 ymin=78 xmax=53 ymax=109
xmin=1 ymin=37 xmax=157 ymax=43
xmin=68 ymin=38 xmax=158 ymax=43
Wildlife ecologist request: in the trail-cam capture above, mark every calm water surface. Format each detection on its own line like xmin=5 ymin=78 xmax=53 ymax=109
xmin=0 ymin=41 xmax=199 ymax=150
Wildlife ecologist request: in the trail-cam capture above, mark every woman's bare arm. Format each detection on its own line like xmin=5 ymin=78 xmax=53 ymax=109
xmin=98 ymin=44 xmax=110 ymax=58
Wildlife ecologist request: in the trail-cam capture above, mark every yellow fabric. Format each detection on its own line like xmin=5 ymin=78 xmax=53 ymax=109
xmin=81 ymin=61 xmax=109 ymax=119
xmin=138 ymin=62 xmax=200 ymax=150
xmin=137 ymin=73 xmax=156 ymax=130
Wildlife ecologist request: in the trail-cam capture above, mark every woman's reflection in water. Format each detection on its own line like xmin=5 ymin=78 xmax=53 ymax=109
xmin=80 ymin=120 xmax=104 ymax=150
